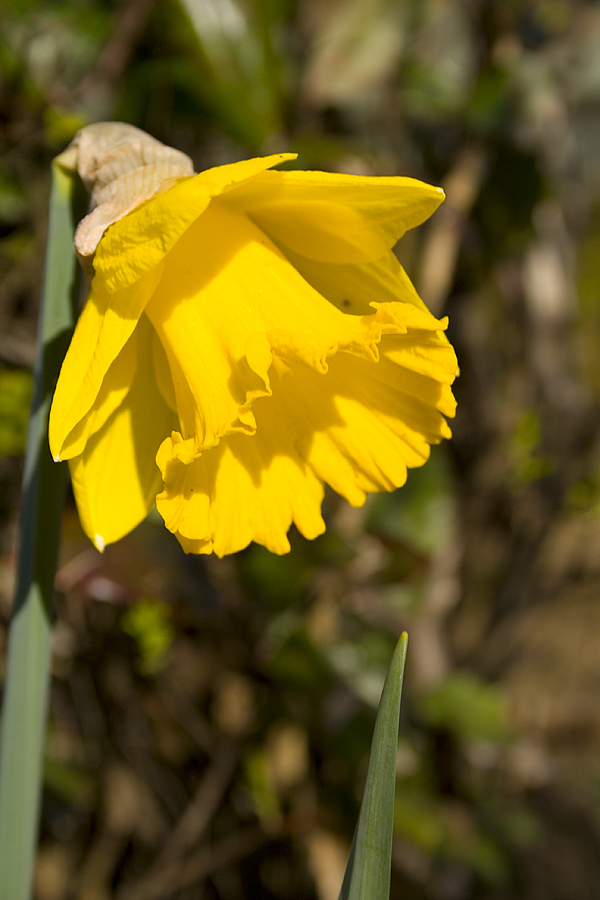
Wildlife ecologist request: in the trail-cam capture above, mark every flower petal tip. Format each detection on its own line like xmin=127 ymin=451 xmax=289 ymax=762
xmin=94 ymin=533 xmax=106 ymax=553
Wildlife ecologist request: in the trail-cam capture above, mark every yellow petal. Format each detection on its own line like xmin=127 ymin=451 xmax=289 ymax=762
xmin=155 ymin=411 xmax=326 ymax=557
xmin=152 ymin=329 xmax=177 ymax=412
xmin=223 ymin=169 xmax=444 ymax=263
xmin=155 ymin=300 xmax=455 ymax=554
xmin=144 ymin=198 xmax=402 ymax=454
xmin=261 ymin=327 xmax=456 ymax=507
xmin=94 ymin=154 xmax=297 ymax=292
xmin=381 ymin=325 xmax=458 ymax=387
xmin=57 ymin=321 xmax=139 ymax=461
xmin=277 ymin=246 xmax=430 ymax=316
xmin=69 ymin=316 xmax=177 ymax=549
xmin=49 ymin=262 xmax=163 ymax=461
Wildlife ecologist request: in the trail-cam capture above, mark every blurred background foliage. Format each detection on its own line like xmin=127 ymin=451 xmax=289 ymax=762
xmin=2 ymin=0 xmax=600 ymax=898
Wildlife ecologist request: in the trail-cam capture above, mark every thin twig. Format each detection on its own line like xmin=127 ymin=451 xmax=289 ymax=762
xmin=418 ymin=144 xmax=488 ymax=315
xmin=152 ymin=739 xmax=239 ymax=868
xmin=116 ymin=813 xmax=315 ymax=900
xmin=157 ymin=685 xmax=215 ymax=756
xmin=74 ymin=0 xmax=157 ymax=102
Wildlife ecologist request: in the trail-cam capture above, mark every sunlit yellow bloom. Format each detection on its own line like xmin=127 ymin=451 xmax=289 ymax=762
xmin=50 ymin=153 xmax=457 ymax=557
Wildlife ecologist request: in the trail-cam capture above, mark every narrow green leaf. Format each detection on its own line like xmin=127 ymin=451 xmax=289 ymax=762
xmin=338 ymin=632 xmax=408 ymax=900
xmin=0 ymin=151 xmax=83 ymax=900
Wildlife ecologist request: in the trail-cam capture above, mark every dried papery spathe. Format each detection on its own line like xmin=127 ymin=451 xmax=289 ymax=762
xmin=72 ymin=122 xmax=194 ymax=265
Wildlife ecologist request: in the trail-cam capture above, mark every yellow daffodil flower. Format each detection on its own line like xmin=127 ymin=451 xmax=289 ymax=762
xmin=49 ymin=151 xmax=457 ymax=557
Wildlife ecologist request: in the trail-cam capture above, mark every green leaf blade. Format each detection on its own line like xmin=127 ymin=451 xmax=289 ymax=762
xmin=339 ymin=632 xmax=408 ymax=900
xmin=0 ymin=155 xmax=83 ymax=900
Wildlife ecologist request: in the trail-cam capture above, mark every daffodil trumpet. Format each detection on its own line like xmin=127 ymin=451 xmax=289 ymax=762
xmin=50 ymin=124 xmax=458 ymax=557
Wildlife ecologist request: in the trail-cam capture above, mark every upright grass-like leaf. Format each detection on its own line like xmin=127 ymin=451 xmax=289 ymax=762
xmin=338 ymin=632 xmax=408 ymax=900
xmin=0 ymin=148 xmax=83 ymax=900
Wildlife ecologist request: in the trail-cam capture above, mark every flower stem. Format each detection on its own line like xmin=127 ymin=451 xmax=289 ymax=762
xmin=0 ymin=150 xmax=83 ymax=900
